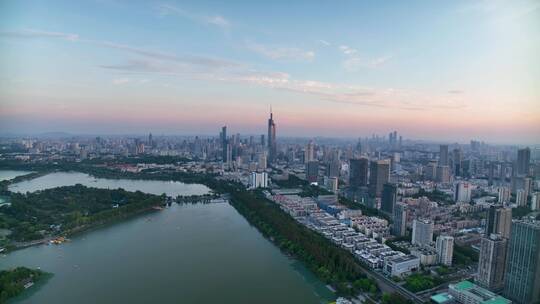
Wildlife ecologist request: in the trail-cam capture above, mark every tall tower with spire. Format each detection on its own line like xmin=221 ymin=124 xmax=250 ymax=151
xmin=267 ymin=107 xmax=276 ymax=165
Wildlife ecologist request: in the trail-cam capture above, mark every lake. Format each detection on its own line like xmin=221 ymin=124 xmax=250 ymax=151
xmin=0 ymin=170 xmax=33 ymax=181
xmin=8 ymin=172 xmax=211 ymax=197
xmin=1 ymin=173 xmax=335 ymax=304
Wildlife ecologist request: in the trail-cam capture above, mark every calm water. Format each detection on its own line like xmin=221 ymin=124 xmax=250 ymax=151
xmin=8 ymin=172 xmax=210 ymax=196
xmin=2 ymin=172 xmax=334 ymax=303
xmin=1 ymin=203 xmax=334 ymax=304
xmin=0 ymin=170 xmax=33 ymax=181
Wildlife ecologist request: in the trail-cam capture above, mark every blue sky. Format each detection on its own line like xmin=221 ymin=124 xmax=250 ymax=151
xmin=1 ymin=0 xmax=539 ymax=143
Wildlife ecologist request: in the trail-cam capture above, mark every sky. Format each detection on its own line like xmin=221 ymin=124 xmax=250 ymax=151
xmin=0 ymin=0 xmax=539 ymax=144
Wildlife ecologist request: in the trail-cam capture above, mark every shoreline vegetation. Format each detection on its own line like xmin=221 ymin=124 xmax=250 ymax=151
xmin=0 ymin=267 xmax=50 ymax=304
xmin=0 ymin=161 xmax=411 ymax=302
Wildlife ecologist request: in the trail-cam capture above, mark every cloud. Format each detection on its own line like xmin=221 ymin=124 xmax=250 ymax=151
xmin=157 ymin=4 xmax=230 ymax=29
xmin=339 ymin=45 xmax=358 ymax=55
xmin=343 ymin=55 xmax=393 ymax=71
xmin=112 ymin=78 xmax=130 ymax=85
xmin=0 ymin=29 xmax=79 ymax=41
xmin=447 ymin=90 xmax=464 ymax=94
xmin=247 ymin=42 xmax=315 ymax=61
xmin=318 ymin=40 xmax=331 ymax=46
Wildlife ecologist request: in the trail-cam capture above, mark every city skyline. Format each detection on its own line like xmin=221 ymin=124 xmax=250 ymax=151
xmin=1 ymin=0 xmax=539 ymax=144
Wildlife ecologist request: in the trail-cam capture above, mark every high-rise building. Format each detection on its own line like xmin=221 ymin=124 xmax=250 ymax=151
xmin=304 ymin=141 xmax=315 ymax=163
xmin=439 ymin=145 xmax=449 ymax=166
xmin=412 ymin=219 xmax=433 ymax=246
xmin=477 ymin=234 xmax=508 ymax=291
xmin=393 ymin=203 xmax=408 ymax=237
xmin=532 ymin=192 xmax=540 ymax=211
xmin=324 ymin=176 xmax=338 ymax=193
xmin=454 ymin=182 xmax=472 ymax=203
xmin=306 ymin=160 xmax=319 ymax=183
xmin=516 ymin=189 xmax=527 ymax=207
xmin=221 ymin=126 xmax=227 ymax=161
xmin=436 ymin=165 xmax=450 ymax=183
xmin=436 ymin=235 xmax=454 ymax=266
xmin=381 ymin=183 xmax=397 ymax=214
xmin=504 ymin=220 xmax=540 ymax=304
xmin=498 ymin=187 xmax=511 ymax=204
xmin=425 ymin=161 xmax=438 ymax=180
xmin=485 ymin=206 xmax=512 ymax=239
xmin=516 ymin=147 xmax=530 ymax=176
xmin=267 ymin=110 xmax=276 ymax=164
xmin=452 ymin=148 xmax=463 ymax=176
xmin=349 ymin=158 xmax=369 ymax=188
xmin=369 ymin=160 xmax=390 ymax=197
xmin=326 ymin=160 xmax=340 ymax=178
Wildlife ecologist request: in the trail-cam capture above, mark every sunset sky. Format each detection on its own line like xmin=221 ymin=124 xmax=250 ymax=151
xmin=1 ymin=0 xmax=539 ymax=143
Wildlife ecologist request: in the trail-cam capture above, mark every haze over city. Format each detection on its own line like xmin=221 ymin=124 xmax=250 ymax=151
xmin=1 ymin=0 xmax=539 ymax=143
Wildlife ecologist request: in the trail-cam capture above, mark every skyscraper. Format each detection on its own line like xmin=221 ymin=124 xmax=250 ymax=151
xmin=439 ymin=144 xmax=449 ymax=166
xmin=304 ymin=141 xmax=315 ymax=163
xmin=393 ymin=203 xmax=408 ymax=237
xmin=381 ymin=183 xmax=397 ymax=214
xmin=267 ymin=110 xmax=276 ymax=164
xmin=349 ymin=158 xmax=369 ymax=188
xmin=436 ymin=235 xmax=454 ymax=266
xmin=221 ymin=126 xmax=227 ymax=161
xmin=369 ymin=160 xmax=390 ymax=197
xmin=326 ymin=160 xmax=340 ymax=178
xmin=504 ymin=220 xmax=540 ymax=304
xmin=485 ymin=206 xmax=512 ymax=239
xmin=452 ymin=148 xmax=463 ymax=176
xmin=516 ymin=147 xmax=530 ymax=176
xmin=412 ymin=219 xmax=433 ymax=246
xmin=477 ymin=234 xmax=507 ymax=291
xmin=306 ymin=160 xmax=319 ymax=183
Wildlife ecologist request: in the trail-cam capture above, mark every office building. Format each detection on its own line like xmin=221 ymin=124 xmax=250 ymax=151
xmin=326 ymin=160 xmax=340 ymax=178
xmin=393 ymin=203 xmax=407 ymax=237
xmin=449 ymin=281 xmax=511 ymax=304
xmin=436 ymin=235 xmax=454 ymax=266
xmin=454 ymin=182 xmax=472 ymax=203
xmin=306 ymin=160 xmax=319 ymax=183
xmin=369 ymin=160 xmax=390 ymax=197
xmin=477 ymin=234 xmax=507 ymax=291
xmin=305 ymin=141 xmax=315 ymax=163
xmin=504 ymin=220 xmax=540 ymax=304
xmin=381 ymin=183 xmax=397 ymax=214
xmin=440 ymin=145 xmax=449 ymax=166
xmin=452 ymin=148 xmax=463 ymax=176
xmin=412 ymin=219 xmax=433 ymax=246
xmin=532 ymin=192 xmax=540 ymax=211
xmin=516 ymin=147 xmax=530 ymax=176
xmin=383 ymin=255 xmax=420 ymax=278
xmin=436 ymin=165 xmax=450 ymax=183
xmin=485 ymin=206 xmax=512 ymax=239
xmin=349 ymin=158 xmax=369 ymax=188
